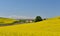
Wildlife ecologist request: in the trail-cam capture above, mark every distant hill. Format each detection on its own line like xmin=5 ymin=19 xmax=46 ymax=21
xmin=0 ymin=17 xmax=17 ymax=24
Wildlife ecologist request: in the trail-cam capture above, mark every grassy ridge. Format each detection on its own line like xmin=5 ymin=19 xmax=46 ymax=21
xmin=0 ymin=17 xmax=60 ymax=36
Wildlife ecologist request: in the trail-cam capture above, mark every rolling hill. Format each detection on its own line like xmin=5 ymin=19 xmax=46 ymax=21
xmin=0 ymin=17 xmax=17 ymax=24
xmin=0 ymin=17 xmax=60 ymax=36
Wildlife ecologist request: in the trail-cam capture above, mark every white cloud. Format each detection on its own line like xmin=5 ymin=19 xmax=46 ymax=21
xmin=5 ymin=15 xmax=35 ymax=19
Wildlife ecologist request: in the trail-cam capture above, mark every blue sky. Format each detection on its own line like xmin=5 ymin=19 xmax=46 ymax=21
xmin=0 ymin=0 xmax=60 ymax=18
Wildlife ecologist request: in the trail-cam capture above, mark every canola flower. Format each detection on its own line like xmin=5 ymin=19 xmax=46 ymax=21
xmin=0 ymin=18 xmax=16 ymax=24
xmin=0 ymin=17 xmax=60 ymax=36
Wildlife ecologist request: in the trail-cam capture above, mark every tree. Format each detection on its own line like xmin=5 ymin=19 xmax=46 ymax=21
xmin=35 ymin=16 xmax=42 ymax=22
xmin=43 ymin=18 xmax=46 ymax=20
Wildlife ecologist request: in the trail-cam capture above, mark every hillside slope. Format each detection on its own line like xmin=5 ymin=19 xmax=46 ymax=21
xmin=0 ymin=17 xmax=17 ymax=24
xmin=0 ymin=17 xmax=60 ymax=36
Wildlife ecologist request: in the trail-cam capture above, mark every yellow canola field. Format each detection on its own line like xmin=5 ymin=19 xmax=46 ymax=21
xmin=0 ymin=17 xmax=60 ymax=36
xmin=0 ymin=18 xmax=16 ymax=24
